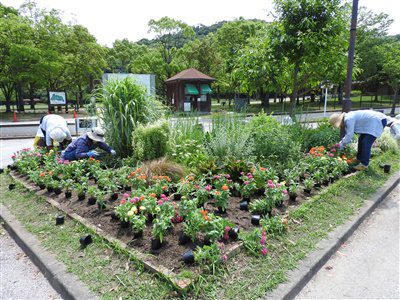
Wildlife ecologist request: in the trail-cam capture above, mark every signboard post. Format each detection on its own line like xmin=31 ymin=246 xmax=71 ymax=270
xmin=48 ymin=91 xmax=67 ymax=113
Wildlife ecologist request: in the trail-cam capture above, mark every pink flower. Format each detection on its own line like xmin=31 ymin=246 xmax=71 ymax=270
xmin=223 ymin=233 xmax=229 ymax=240
xmin=328 ymin=153 xmax=334 ymax=157
xmin=11 ymin=155 xmax=16 ymax=159
xmin=133 ymin=196 xmax=139 ymax=202
xmin=268 ymin=183 xmax=275 ymax=188
xmin=123 ymin=193 xmax=129 ymax=198
xmin=244 ymin=181 xmax=249 ymax=185
xmin=283 ymin=189 xmax=288 ymax=195
xmin=63 ymin=160 xmax=70 ymax=165
xmin=195 ymin=185 xmax=200 ymax=190
xmin=160 ymin=194 xmax=166 ymax=199
xmin=277 ymin=183 xmax=281 ymax=187
xmin=224 ymin=226 xmax=231 ymax=232
xmin=267 ymin=180 xmax=273 ymax=185
xmin=205 ymin=185 xmax=212 ymax=191
xmin=331 ymin=149 xmax=336 ymax=153
xmin=247 ymin=174 xmax=253 ymax=179
xmin=261 ymin=248 xmax=268 ymax=256
xmin=227 ymin=179 xmax=232 ymax=183
xmin=157 ymin=200 xmax=163 ymax=205
xmin=260 ymin=236 xmax=266 ymax=245
xmin=262 ymin=230 xmax=266 ymax=237
xmin=120 ymin=199 xmax=126 ymax=204
xmin=222 ymin=254 xmax=228 ymax=261
xmin=129 ymin=198 xmax=135 ymax=203
xmin=224 ymin=174 xmax=231 ymax=179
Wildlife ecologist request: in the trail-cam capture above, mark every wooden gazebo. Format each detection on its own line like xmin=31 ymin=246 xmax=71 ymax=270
xmin=165 ymin=68 xmax=215 ymax=113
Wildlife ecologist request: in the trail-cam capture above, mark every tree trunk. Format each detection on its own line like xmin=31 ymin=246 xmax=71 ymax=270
xmin=338 ymin=83 xmax=343 ymax=105
xmin=390 ymin=88 xmax=398 ymax=117
xmin=274 ymin=92 xmax=277 ymax=103
xmin=29 ymin=84 xmax=35 ymax=109
xmin=290 ymin=63 xmax=299 ymax=117
xmin=15 ymin=83 xmax=24 ymax=112
xmin=1 ymin=84 xmax=13 ymax=113
xmin=260 ymin=91 xmax=269 ymax=108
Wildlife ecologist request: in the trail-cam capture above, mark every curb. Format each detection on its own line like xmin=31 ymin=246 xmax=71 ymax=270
xmin=266 ymin=171 xmax=400 ymax=300
xmin=0 ymin=204 xmax=98 ymax=300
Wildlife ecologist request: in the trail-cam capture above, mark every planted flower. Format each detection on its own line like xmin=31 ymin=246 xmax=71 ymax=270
xmin=303 ymin=178 xmax=314 ymax=194
xmin=213 ymin=187 xmax=230 ymax=214
xmin=62 ymin=179 xmax=74 ymax=198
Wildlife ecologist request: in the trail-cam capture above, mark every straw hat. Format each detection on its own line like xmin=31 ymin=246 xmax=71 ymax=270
xmin=329 ymin=113 xmax=345 ymax=128
xmin=87 ymin=127 xmax=105 ymax=142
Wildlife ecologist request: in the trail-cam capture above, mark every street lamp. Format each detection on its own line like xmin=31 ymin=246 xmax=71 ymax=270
xmin=321 ymin=82 xmax=333 ymax=117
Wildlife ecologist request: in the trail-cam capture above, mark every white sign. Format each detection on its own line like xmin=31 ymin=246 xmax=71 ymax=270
xmin=184 ymin=102 xmax=191 ymax=112
xmin=49 ymin=91 xmax=66 ymax=105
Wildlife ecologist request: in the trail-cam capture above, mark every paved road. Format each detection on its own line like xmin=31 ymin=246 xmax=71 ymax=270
xmin=296 ymin=183 xmax=400 ymax=299
xmin=0 ymin=228 xmax=61 ymax=300
xmin=0 ymin=139 xmax=34 ymax=168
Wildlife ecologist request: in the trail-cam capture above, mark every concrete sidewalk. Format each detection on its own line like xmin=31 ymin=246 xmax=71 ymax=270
xmin=296 ymin=184 xmax=400 ymax=299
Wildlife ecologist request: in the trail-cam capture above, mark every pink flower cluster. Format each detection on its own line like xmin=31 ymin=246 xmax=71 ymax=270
xmin=217 ymin=242 xmax=228 ymax=261
xmin=260 ymin=230 xmax=268 ymax=256
xmin=223 ymin=226 xmax=231 ymax=241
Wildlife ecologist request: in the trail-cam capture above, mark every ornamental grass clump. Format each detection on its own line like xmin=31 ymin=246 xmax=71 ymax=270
xmin=95 ymin=77 xmax=164 ymax=158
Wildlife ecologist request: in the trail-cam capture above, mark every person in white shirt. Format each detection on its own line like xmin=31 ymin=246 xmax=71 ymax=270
xmin=36 ymin=114 xmax=72 ymax=150
xmin=329 ymin=110 xmax=389 ymax=171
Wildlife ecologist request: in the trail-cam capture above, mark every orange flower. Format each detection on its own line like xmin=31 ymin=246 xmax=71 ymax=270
xmin=221 ymin=185 xmax=229 ymax=191
xmin=162 ymin=185 xmax=167 ymax=191
xmin=214 ymin=191 xmax=221 ymax=196
xmin=188 ymin=176 xmax=195 ymax=181
xmin=346 ymin=159 xmax=352 ymax=164
xmin=200 ymin=209 xmax=210 ymax=221
xmin=139 ymin=195 xmax=146 ymax=201
xmin=39 ymin=172 xmax=45 ymax=177
xmin=89 ymin=157 xmax=94 ymax=161
xmin=260 ymin=167 xmax=266 ymax=171
xmin=149 ymin=193 xmax=157 ymax=198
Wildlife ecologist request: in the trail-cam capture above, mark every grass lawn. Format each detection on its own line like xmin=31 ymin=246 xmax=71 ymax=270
xmin=1 ymin=151 xmax=399 ymax=299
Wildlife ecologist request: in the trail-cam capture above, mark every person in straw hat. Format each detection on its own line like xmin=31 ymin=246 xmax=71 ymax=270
xmin=62 ymin=127 xmax=116 ymax=161
xmin=329 ymin=110 xmax=390 ymax=171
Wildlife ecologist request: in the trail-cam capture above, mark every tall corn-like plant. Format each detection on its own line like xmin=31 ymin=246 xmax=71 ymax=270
xmin=95 ymin=78 xmax=163 ymax=157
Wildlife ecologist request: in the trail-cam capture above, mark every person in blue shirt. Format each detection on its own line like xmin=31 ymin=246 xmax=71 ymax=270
xmin=329 ymin=110 xmax=390 ymax=171
xmin=62 ymin=127 xmax=116 ymax=161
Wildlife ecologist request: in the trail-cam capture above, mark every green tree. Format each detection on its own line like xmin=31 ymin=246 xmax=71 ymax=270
xmin=272 ymin=0 xmax=348 ymax=116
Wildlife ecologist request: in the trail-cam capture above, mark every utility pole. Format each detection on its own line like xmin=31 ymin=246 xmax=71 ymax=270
xmin=343 ymin=0 xmax=359 ymax=113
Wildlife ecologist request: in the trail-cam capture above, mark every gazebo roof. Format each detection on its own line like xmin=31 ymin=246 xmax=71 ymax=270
xmin=165 ymin=68 xmax=215 ymax=83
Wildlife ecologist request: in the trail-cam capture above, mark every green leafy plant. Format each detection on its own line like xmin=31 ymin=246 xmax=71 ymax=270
xmin=132 ymin=120 xmax=170 ymax=161
xmin=194 ymin=242 xmax=225 ymax=274
xmin=260 ymin=215 xmax=288 ymax=238
xmin=95 ymin=77 xmax=164 ymax=157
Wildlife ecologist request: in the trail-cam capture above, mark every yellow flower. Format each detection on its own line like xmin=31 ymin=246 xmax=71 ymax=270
xmin=132 ymin=207 xmax=138 ymax=214
xmin=139 ymin=206 xmax=146 ymax=211
xmin=127 ymin=211 xmax=134 ymax=217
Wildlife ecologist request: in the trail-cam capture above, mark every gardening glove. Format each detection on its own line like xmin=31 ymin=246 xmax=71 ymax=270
xmin=87 ymin=150 xmax=99 ymax=158
xmin=110 ymin=149 xmax=116 ymax=156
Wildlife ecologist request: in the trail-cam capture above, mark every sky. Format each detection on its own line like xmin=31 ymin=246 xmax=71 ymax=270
xmin=2 ymin=0 xmax=400 ymax=47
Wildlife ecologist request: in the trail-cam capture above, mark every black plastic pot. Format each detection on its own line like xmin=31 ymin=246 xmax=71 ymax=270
xmin=239 ymin=200 xmax=249 ymax=211
xmin=182 ymin=249 xmax=195 ymax=264
xmin=110 ymin=193 xmax=118 ymax=201
xmin=55 ymin=215 xmax=65 ymax=225
xmin=124 ymin=186 xmax=132 ymax=191
xmin=314 ymin=183 xmax=321 ymax=188
xmin=304 ymin=188 xmax=311 ymax=195
xmin=178 ymin=232 xmax=191 ymax=245
xmin=228 ymin=226 xmax=240 ymax=240
xmin=174 ymin=193 xmax=182 ymax=201
xmin=242 ymin=197 xmax=251 ymax=203
xmin=133 ymin=230 xmax=143 ymax=239
xmin=78 ymin=193 xmax=85 ymax=201
xmin=0 ymin=168 xmax=3 ymax=174
xmin=217 ymin=207 xmax=226 ymax=214
xmin=110 ymin=212 xmax=119 ymax=220
xmin=39 ymin=184 xmax=46 ymax=190
xmin=121 ymin=220 xmax=130 ymax=228
xmin=251 ymin=214 xmax=261 ymax=226
xmin=88 ymin=197 xmax=96 ymax=205
xmin=79 ymin=234 xmax=92 ymax=247
xmin=8 ymin=183 xmax=16 ymax=190
xmin=147 ymin=213 xmax=155 ymax=222
xmin=65 ymin=191 xmax=72 ymax=198
xmin=203 ymin=236 xmax=211 ymax=246
xmin=255 ymin=188 xmax=265 ymax=196
xmin=47 ymin=186 xmax=54 ymax=193
xmin=54 ymin=188 xmax=62 ymax=195
xmin=289 ymin=193 xmax=297 ymax=202
xmin=276 ymin=200 xmax=283 ymax=208
xmin=383 ymin=164 xmax=391 ymax=173
xmin=10 ymin=165 xmax=17 ymax=171
xmin=151 ymin=238 xmax=163 ymax=250
xmin=323 ymin=180 xmax=329 ymax=186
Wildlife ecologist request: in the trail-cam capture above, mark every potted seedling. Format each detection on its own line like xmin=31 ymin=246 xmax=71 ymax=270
xmin=303 ymin=178 xmax=314 ymax=195
xmin=249 ymin=198 xmax=274 ymax=218
xmin=213 ymin=185 xmax=230 ymax=214
xmin=151 ymin=218 xmax=170 ymax=250
xmin=313 ymin=171 xmax=323 ymax=188
xmin=75 ymin=181 xmax=87 ymax=201
xmin=87 ymin=186 xmax=98 ymax=205
xmin=130 ymin=214 xmax=146 ymax=238
xmin=182 ymin=210 xmax=203 ymax=244
xmin=63 ymin=179 xmax=74 ymax=198
xmin=288 ymin=181 xmax=299 ymax=202
xmin=96 ymin=190 xmax=107 ymax=211
xmin=52 ymin=180 xmax=62 ymax=195
xmin=237 ymin=175 xmax=257 ymax=202
xmin=106 ymin=181 xmax=119 ymax=201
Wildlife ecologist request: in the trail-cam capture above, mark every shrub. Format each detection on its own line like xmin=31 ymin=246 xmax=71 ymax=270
xmin=246 ymin=113 xmax=301 ymax=166
xmin=376 ymin=130 xmax=399 ymax=154
xmin=132 ymin=121 xmax=169 ymax=161
xmin=140 ymin=158 xmax=185 ymax=182
xmin=95 ymin=78 xmax=164 ymax=158
xmin=206 ymin=115 xmax=254 ymax=163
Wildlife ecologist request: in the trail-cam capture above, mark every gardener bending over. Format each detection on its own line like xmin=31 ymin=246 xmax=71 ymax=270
xmin=62 ymin=127 xmax=116 ymax=161
xmin=35 ymin=114 xmax=72 ymax=150
xmin=329 ymin=110 xmax=392 ymax=171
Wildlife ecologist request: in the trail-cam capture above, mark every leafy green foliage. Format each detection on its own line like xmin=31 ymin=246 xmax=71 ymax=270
xmin=96 ymin=78 xmax=164 ymax=158
xmin=302 ymin=121 xmax=340 ymax=151
xmin=132 ymin=121 xmax=169 ymax=161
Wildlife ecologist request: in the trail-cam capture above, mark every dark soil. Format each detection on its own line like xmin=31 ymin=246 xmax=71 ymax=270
xmin=11 ymin=170 xmax=347 ymax=275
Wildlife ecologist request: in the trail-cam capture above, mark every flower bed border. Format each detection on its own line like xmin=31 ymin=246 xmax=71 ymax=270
xmin=8 ymin=171 xmax=243 ymax=292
